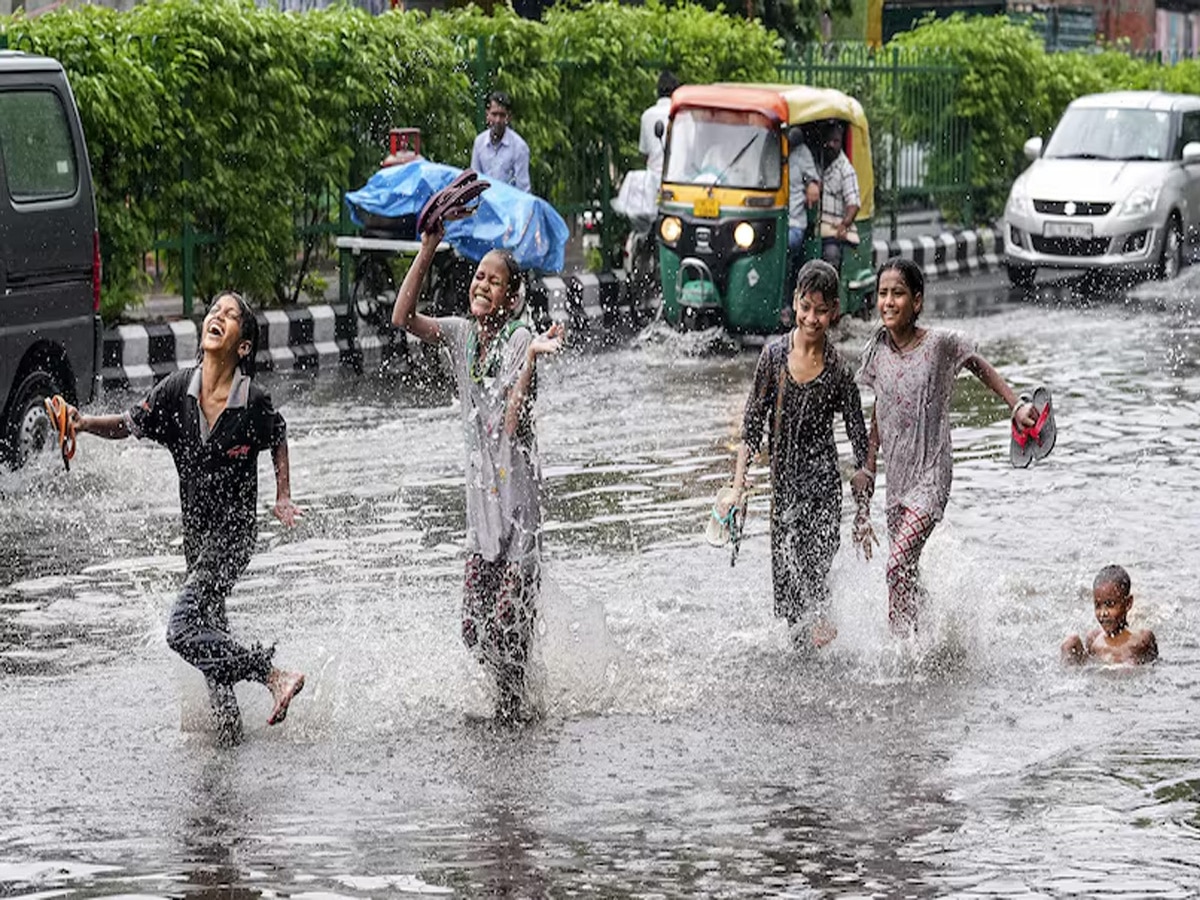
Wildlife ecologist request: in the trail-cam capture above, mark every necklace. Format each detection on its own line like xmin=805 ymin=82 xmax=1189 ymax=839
xmin=467 ymin=319 xmax=523 ymax=383
xmin=892 ymin=329 xmax=922 ymax=352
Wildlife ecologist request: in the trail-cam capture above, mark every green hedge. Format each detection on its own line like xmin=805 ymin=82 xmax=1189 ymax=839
xmin=1 ymin=0 xmax=781 ymax=321
xmin=890 ymin=14 xmax=1194 ymax=220
xmin=12 ymin=0 xmax=1197 ymax=319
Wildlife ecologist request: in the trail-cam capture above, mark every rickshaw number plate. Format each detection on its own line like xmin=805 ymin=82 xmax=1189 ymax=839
xmin=693 ymin=197 xmax=720 ymax=218
xmin=1044 ymin=221 xmax=1092 ymax=238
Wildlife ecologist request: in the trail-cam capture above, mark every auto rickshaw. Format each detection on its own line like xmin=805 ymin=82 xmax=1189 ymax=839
xmin=656 ymin=84 xmax=876 ymax=334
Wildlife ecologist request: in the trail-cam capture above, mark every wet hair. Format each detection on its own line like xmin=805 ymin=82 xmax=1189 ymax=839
xmin=1094 ymin=564 xmax=1132 ymax=596
xmin=487 ymin=90 xmax=512 ymax=112
xmin=858 ymin=257 xmax=925 ymax=375
xmin=794 ymin=259 xmax=840 ymax=309
xmin=200 ymin=290 xmax=259 ymax=378
xmin=657 ymin=69 xmax=680 ymax=99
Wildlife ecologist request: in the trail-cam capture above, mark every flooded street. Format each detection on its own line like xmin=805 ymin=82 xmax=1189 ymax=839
xmin=4 ymin=275 xmax=1200 ymax=898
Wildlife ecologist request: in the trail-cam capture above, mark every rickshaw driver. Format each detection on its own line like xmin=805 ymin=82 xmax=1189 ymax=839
xmin=816 ymin=121 xmax=860 ymax=270
xmin=788 ymin=139 xmax=821 ymax=292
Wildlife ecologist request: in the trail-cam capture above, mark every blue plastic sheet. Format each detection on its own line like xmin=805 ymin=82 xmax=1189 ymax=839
xmin=345 ymin=160 xmax=570 ymax=273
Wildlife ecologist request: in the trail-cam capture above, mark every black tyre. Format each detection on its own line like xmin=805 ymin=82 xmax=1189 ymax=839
xmin=351 ymin=255 xmax=397 ymax=331
xmin=1007 ymin=263 xmax=1036 ymax=289
xmin=1 ymin=371 xmax=59 ymax=469
xmin=1157 ymin=216 xmax=1183 ymax=281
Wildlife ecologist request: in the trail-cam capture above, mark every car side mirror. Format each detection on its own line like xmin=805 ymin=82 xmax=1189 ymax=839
xmin=1183 ymin=141 xmax=1200 ymax=165
xmin=654 ymin=121 xmax=665 ymax=140
xmin=786 ymin=125 xmax=804 ymax=149
xmin=1023 ymin=137 xmax=1043 ymax=161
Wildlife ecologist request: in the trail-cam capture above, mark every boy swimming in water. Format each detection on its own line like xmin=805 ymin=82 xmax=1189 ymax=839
xmin=1061 ymin=564 xmax=1158 ymax=665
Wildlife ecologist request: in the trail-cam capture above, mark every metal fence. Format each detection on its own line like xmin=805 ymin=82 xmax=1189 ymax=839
xmin=776 ymin=44 xmax=972 ymax=237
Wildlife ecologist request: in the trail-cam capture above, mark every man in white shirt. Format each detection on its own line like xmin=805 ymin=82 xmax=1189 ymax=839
xmin=470 ymin=91 xmax=531 ymax=194
xmin=639 ymin=70 xmax=679 ymax=181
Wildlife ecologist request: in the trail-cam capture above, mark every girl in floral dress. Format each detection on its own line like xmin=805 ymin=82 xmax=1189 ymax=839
xmin=858 ymin=258 xmax=1037 ymax=635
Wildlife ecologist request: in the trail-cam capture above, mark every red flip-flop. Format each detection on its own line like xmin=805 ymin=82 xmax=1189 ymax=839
xmin=1009 ymin=386 xmax=1056 ymax=468
xmin=43 ymin=394 xmax=76 ymax=471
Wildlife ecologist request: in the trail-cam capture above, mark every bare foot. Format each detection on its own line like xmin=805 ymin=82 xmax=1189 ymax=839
xmin=811 ymin=619 xmax=838 ymax=648
xmin=266 ymin=669 xmax=305 ymax=725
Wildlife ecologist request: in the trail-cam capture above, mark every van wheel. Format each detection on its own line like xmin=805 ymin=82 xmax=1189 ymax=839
xmin=1157 ymin=216 xmax=1183 ymax=281
xmin=1 ymin=372 xmax=59 ymax=469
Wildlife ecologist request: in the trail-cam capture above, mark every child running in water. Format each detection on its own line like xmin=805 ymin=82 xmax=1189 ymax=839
xmin=858 ymin=258 xmax=1038 ymax=636
xmin=67 ymin=291 xmax=305 ymax=744
xmin=719 ymin=260 xmax=874 ymax=649
xmin=392 ymin=222 xmax=564 ymax=724
xmin=1062 ymin=565 xmax=1158 ymax=665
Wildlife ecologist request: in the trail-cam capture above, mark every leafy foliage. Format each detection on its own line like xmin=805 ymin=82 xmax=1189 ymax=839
xmin=1 ymin=0 xmax=780 ymax=320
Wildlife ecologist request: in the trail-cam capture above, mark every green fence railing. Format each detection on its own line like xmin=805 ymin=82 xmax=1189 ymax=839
xmin=776 ymin=44 xmax=971 ymax=238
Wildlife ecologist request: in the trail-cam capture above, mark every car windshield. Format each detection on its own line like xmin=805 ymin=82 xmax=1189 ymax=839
xmin=1043 ymin=107 xmax=1173 ymax=161
xmin=664 ymin=108 xmax=781 ymax=190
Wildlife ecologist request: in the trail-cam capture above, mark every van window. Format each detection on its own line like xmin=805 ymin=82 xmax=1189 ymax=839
xmin=0 ymin=89 xmax=78 ymax=201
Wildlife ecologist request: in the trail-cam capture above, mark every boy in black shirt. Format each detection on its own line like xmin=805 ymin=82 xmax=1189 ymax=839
xmin=68 ymin=291 xmax=305 ymax=743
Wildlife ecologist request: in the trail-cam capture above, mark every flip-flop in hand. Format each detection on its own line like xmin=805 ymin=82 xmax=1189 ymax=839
xmin=43 ymin=394 xmax=76 ymax=471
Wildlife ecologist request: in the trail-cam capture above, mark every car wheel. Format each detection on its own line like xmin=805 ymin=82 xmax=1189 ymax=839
xmin=1 ymin=371 xmax=59 ymax=469
xmin=1157 ymin=216 xmax=1183 ymax=281
xmin=1007 ymin=263 xmax=1036 ymax=288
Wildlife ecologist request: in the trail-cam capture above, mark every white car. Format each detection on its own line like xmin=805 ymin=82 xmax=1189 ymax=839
xmin=1004 ymin=91 xmax=1200 ymax=286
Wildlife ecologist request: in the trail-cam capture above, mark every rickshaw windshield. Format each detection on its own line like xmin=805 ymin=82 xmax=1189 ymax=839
xmin=664 ymin=108 xmax=781 ymax=190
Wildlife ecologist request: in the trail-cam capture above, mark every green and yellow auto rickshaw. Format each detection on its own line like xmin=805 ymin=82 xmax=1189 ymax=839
xmin=656 ymin=83 xmax=876 ymax=334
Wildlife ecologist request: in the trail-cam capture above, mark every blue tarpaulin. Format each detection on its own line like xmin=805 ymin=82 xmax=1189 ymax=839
xmin=345 ymin=160 xmax=570 ymax=273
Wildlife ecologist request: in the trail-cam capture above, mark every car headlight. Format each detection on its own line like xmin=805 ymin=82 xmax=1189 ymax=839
xmin=733 ymin=221 xmax=755 ymax=249
xmin=660 ymin=216 xmax=682 ymax=245
xmin=1117 ymin=186 xmax=1160 ymax=218
xmin=1006 ymin=182 xmax=1032 ymax=217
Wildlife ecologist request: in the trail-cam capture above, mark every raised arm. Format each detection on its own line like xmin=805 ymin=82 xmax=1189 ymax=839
xmin=391 ymin=226 xmax=445 ymax=344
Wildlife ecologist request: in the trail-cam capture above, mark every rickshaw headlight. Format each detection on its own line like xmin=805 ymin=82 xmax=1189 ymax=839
xmin=733 ymin=221 xmax=756 ymax=250
xmin=660 ymin=216 xmax=682 ymax=245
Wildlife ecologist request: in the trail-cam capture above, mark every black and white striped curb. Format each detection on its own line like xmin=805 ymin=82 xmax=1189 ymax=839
xmin=102 ymin=228 xmax=1001 ymax=388
xmin=102 ymin=305 xmax=404 ymax=391
xmin=870 ymin=225 xmax=1002 ymax=279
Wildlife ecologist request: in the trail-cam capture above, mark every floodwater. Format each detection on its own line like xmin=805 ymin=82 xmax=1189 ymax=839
xmin=3 ymin=272 xmax=1200 ymax=898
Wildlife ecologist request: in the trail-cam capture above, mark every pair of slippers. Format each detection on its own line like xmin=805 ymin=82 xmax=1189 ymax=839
xmin=706 ymin=487 xmax=748 ymax=567
xmin=416 ymin=170 xmax=490 ymax=235
xmin=1010 ymin=386 xmax=1056 ymax=468
xmin=43 ymin=394 xmax=76 ymax=471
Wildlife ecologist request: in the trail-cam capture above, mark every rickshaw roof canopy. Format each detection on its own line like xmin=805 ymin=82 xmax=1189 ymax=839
xmin=669 ymin=83 xmax=874 ymax=218
xmin=669 ymin=83 xmax=869 ymax=131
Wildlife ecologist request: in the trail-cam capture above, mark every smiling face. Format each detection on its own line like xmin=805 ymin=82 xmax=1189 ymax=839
xmin=876 ymin=268 xmax=923 ymax=336
xmin=1093 ymin=581 xmax=1133 ymax=637
xmin=793 ymin=289 xmax=838 ymax=342
xmin=469 ymin=253 xmax=515 ymax=322
xmin=201 ymin=294 xmax=252 ymax=365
